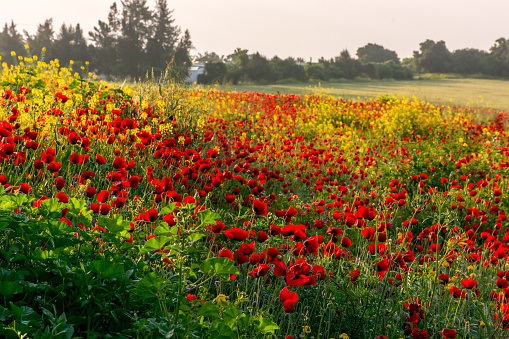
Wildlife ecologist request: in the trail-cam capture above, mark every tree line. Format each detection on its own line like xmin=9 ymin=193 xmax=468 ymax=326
xmin=1 ymin=2 xmax=509 ymax=83
xmin=197 ymin=39 xmax=509 ymax=85
xmin=0 ymin=0 xmax=192 ymax=80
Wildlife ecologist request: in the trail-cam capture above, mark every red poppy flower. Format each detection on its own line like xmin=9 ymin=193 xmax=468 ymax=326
xmin=19 ymin=183 xmax=32 ymax=194
xmin=224 ymin=228 xmax=250 ymax=241
xmin=85 ymin=186 xmax=97 ymax=198
xmin=146 ymin=208 xmax=159 ymax=222
xmin=55 ymin=178 xmax=65 ymax=190
xmin=218 ymin=249 xmax=234 ymax=261
xmin=257 ymin=231 xmax=269 ymax=243
xmin=47 ymin=161 xmax=62 ymax=173
xmin=411 ymin=328 xmax=429 ymax=339
xmin=461 ymin=278 xmax=478 ymax=289
xmin=56 ymin=192 xmax=68 ymax=203
xmin=350 ymin=269 xmax=360 ymax=283
xmin=252 ymin=199 xmax=267 ymax=216
xmin=279 ymin=287 xmax=298 ymax=313
xmin=96 ymin=154 xmax=107 ymax=165
xmin=112 ymin=156 xmax=127 ymax=169
xmin=442 ymin=329 xmax=456 ymax=339
xmin=100 ymin=203 xmax=111 ymax=215
xmin=96 ymin=190 xmax=110 ymax=203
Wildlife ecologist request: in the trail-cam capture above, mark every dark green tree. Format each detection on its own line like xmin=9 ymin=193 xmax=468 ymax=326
xmin=118 ymin=0 xmax=153 ymax=77
xmin=89 ymin=3 xmax=121 ymax=76
xmin=451 ymin=48 xmax=488 ymax=74
xmin=0 ymin=21 xmax=25 ymax=60
xmin=356 ymin=43 xmax=399 ymax=64
xmin=145 ymin=0 xmax=179 ymax=74
xmin=487 ymin=38 xmax=509 ymax=77
xmin=173 ymin=29 xmax=193 ymax=71
xmin=334 ymin=50 xmax=361 ymax=79
xmin=25 ymin=19 xmax=55 ymax=61
xmin=413 ymin=40 xmax=452 ymax=73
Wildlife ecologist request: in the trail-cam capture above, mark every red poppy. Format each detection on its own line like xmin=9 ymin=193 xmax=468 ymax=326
xmin=96 ymin=190 xmax=110 ymax=203
xmin=146 ymin=208 xmax=159 ymax=222
xmin=47 ymin=161 xmax=62 ymax=173
xmin=279 ymin=287 xmax=298 ymax=313
xmin=100 ymin=203 xmax=111 ymax=215
xmin=56 ymin=192 xmax=68 ymax=203
xmin=411 ymin=328 xmax=429 ymax=339
xmin=461 ymin=278 xmax=478 ymax=289
xmin=350 ymin=269 xmax=360 ymax=283
xmin=442 ymin=329 xmax=456 ymax=339
xmin=19 ymin=183 xmax=32 ymax=194
xmin=218 ymin=249 xmax=234 ymax=261
xmin=112 ymin=156 xmax=127 ymax=169
xmin=55 ymin=177 xmax=65 ymax=190
xmin=224 ymin=228 xmax=250 ymax=241
xmin=96 ymin=154 xmax=107 ymax=165
xmin=257 ymin=231 xmax=269 ymax=243
xmin=252 ymin=199 xmax=267 ymax=216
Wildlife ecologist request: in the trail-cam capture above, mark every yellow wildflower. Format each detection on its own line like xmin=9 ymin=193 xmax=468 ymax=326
xmin=339 ymin=334 xmax=349 ymax=339
xmin=214 ymin=294 xmax=229 ymax=304
xmin=302 ymin=326 xmax=311 ymax=333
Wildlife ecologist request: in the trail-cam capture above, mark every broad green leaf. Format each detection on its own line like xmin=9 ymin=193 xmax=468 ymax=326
xmin=0 ymin=306 xmax=12 ymax=322
xmin=89 ymin=259 xmax=125 ymax=280
xmin=47 ymin=219 xmax=75 ymax=236
xmin=200 ymin=257 xmax=239 ymax=280
xmin=0 ymin=281 xmax=23 ymax=298
xmin=98 ymin=214 xmax=130 ymax=234
xmin=198 ymin=210 xmax=220 ymax=225
xmin=159 ymin=203 xmax=176 ymax=215
xmin=140 ymin=236 xmax=172 ymax=254
xmin=135 ymin=272 xmax=165 ymax=300
xmin=256 ymin=316 xmax=280 ymax=334
xmin=197 ymin=302 xmax=220 ymax=318
xmin=153 ymin=222 xmax=171 ymax=236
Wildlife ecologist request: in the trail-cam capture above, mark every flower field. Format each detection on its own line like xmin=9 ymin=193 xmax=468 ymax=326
xmin=2 ymin=57 xmax=509 ymax=339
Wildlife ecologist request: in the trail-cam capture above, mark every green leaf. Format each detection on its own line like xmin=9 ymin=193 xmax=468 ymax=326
xmin=159 ymin=203 xmax=176 ymax=215
xmin=0 ymin=306 xmax=12 ymax=322
xmin=197 ymin=302 xmax=220 ymax=318
xmin=256 ymin=316 xmax=280 ymax=334
xmin=140 ymin=236 xmax=172 ymax=254
xmin=47 ymin=219 xmax=75 ymax=236
xmin=198 ymin=210 xmax=220 ymax=225
xmin=98 ymin=214 xmax=130 ymax=234
xmin=153 ymin=223 xmax=171 ymax=236
xmin=135 ymin=272 xmax=165 ymax=300
xmin=68 ymin=79 xmax=80 ymax=90
xmin=89 ymin=259 xmax=125 ymax=280
xmin=200 ymin=257 xmax=239 ymax=280
xmin=0 ymin=281 xmax=23 ymax=298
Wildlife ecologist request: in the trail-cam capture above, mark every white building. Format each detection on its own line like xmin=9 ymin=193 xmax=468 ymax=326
xmin=186 ymin=64 xmax=205 ymax=83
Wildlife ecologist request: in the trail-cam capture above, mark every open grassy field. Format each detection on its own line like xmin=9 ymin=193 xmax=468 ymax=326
xmin=213 ymin=77 xmax=509 ymax=111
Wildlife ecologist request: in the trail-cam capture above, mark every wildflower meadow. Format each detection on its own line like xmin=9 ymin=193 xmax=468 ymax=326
xmin=2 ymin=52 xmax=509 ymax=339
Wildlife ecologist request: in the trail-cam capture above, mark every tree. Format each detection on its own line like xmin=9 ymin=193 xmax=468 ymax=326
xmin=195 ymin=51 xmax=224 ymax=64
xmin=0 ymin=21 xmax=25 ymax=60
xmin=413 ymin=40 xmax=452 ymax=73
xmin=89 ymin=3 xmax=120 ymax=76
xmin=118 ymin=0 xmax=154 ymax=77
xmin=451 ymin=48 xmax=488 ymax=74
xmin=357 ymin=43 xmax=399 ymax=64
xmin=145 ymin=0 xmax=179 ymax=73
xmin=25 ymin=19 xmax=55 ymax=61
xmin=487 ymin=38 xmax=509 ymax=77
xmin=173 ymin=29 xmax=193 ymax=72
xmin=334 ymin=50 xmax=361 ymax=79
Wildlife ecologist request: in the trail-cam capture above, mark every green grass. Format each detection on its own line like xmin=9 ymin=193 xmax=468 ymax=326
xmin=209 ymin=77 xmax=509 ymax=111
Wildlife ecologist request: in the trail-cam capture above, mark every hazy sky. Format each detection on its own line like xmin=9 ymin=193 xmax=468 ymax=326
xmin=1 ymin=0 xmax=508 ymax=61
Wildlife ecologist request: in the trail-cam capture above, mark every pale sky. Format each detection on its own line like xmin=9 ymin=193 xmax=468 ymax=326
xmin=1 ymin=0 xmax=508 ymax=61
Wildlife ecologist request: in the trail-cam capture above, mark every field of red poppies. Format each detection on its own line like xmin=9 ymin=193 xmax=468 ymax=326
xmin=2 ymin=57 xmax=509 ymax=339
